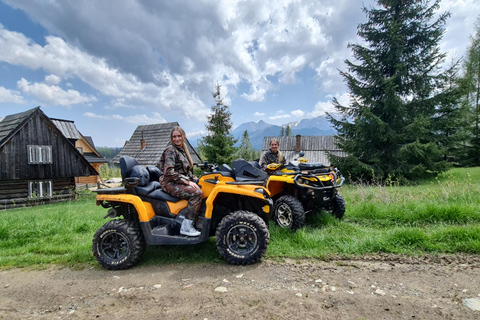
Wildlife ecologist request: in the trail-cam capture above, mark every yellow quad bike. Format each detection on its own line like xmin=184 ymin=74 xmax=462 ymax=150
xmin=263 ymin=155 xmax=345 ymax=230
xmin=93 ymin=155 xmax=272 ymax=270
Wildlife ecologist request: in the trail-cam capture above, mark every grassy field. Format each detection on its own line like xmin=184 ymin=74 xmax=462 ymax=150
xmin=1 ymin=167 xmax=479 ymax=269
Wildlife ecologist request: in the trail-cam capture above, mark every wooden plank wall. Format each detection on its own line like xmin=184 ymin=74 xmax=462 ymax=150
xmin=0 ymin=113 xmax=94 ymax=180
xmin=0 ymin=177 xmax=76 ymax=210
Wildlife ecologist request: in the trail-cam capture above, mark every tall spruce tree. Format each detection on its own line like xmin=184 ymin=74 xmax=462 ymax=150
xmin=285 ymin=125 xmax=293 ymax=136
xmin=328 ymin=0 xmax=454 ymax=181
xmin=200 ymin=83 xmax=237 ymax=165
xmin=460 ymin=17 xmax=480 ymax=166
xmin=235 ymin=130 xmax=256 ymax=161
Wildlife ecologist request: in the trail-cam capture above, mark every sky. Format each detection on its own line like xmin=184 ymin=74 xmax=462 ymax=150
xmin=0 ymin=0 xmax=478 ymax=148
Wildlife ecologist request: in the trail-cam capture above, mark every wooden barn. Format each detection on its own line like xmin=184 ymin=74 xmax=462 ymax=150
xmin=0 ymin=107 xmax=98 ymax=209
xmin=51 ymin=118 xmax=107 ymax=185
xmin=112 ymin=122 xmax=201 ymax=166
xmin=261 ymin=135 xmax=347 ymax=165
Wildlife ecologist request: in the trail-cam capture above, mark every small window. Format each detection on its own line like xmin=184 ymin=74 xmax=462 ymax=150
xmin=28 ymin=145 xmax=52 ymax=164
xmin=28 ymin=180 xmax=53 ymax=199
xmin=77 ymin=147 xmax=83 ymax=154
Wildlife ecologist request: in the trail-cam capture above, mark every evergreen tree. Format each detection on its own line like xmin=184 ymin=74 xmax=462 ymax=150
xmin=235 ymin=130 xmax=256 ymax=161
xmin=285 ymin=124 xmax=293 ymax=136
xmin=460 ymin=17 xmax=480 ymax=166
xmin=280 ymin=125 xmax=285 ymax=136
xmin=328 ymin=0 xmax=455 ymax=181
xmin=432 ymin=59 xmax=470 ymax=165
xmin=200 ymin=83 xmax=237 ymax=165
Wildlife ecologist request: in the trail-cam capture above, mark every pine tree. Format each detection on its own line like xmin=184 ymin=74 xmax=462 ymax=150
xmin=285 ymin=125 xmax=293 ymax=136
xmin=280 ymin=126 xmax=285 ymax=136
xmin=460 ymin=16 xmax=480 ymax=166
xmin=235 ymin=130 xmax=256 ymax=161
xmin=328 ymin=0 xmax=455 ymax=181
xmin=200 ymin=83 xmax=237 ymax=165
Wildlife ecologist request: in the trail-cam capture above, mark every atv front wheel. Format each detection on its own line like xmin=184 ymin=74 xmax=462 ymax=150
xmin=216 ymin=211 xmax=270 ymax=265
xmin=331 ymin=193 xmax=346 ymax=220
xmin=92 ymin=219 xmax=146 ymax=270
xmin=273 ymin=195 xmax=305 ymax=230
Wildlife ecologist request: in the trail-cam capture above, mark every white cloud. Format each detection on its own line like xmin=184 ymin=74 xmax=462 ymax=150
xmin=269 ymin=113 xmax=291 ymax=120
xmin=309 ymin=93 xmax=349 ymax=117
xmin=17 ymin=78 xmax=96 ymax=106
xmin=44 ymin=74 xmax=61 ymax=85
xmin=254 ymin=112 xmax=265 ymax=117
xmin=291 ymin=109 xmax=305 ymax=118
xmin=0 ymin=86 xmax=24 ymax=104
xmin=84 ymin=111 xmax=166 ymax=125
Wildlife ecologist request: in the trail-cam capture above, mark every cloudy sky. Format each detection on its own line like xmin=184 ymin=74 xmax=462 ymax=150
xmin=0 ymin=0 xmax=478 ymax=147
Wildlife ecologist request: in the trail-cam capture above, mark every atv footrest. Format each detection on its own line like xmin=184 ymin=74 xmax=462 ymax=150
xmin=151 ymin=225 xmax=172 ymax=236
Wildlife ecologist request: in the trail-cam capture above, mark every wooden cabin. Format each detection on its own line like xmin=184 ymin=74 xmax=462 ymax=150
xmin=112 ymin=122 xmax=201 ymax=166
xmin=0 ymin=107 xmax=98 ymax=209
xmin=261 ymin=135 xmax=347 ymax=165
xmin=50 ymin=118 xmax=107 ymax=185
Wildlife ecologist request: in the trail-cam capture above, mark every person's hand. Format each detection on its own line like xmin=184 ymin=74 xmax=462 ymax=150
xmin=188 ymin=180 xmax=200 ymax=189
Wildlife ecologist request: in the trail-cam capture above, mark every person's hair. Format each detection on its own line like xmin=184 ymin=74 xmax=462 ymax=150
xmin=170 ymin=126 xmax=193 ymax=168
xmin=270 ymin=138 xmax=283 ymax=163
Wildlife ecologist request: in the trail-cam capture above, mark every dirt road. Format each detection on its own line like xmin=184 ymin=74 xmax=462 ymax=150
xmin=1 ymin=255 xmax=479 ymax=319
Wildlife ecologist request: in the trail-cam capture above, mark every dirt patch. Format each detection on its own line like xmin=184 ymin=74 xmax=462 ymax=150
xmin=1 ymin=255 xmax=479 ymax=319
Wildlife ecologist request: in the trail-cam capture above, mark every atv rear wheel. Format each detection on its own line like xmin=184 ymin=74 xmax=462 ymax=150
xmin=92 ymin=219 xmax=146 ymax=270
xmin=331 ymin=193 xmax=346 ymax=220
xmin=273 ymin=195 xmax=305 ymax=230
xmin=215 ymin=211 xmax=270 ymax=265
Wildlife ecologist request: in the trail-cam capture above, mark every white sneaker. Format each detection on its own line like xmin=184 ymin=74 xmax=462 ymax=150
xmin=180 ymin=219 xmax=201 ymax=237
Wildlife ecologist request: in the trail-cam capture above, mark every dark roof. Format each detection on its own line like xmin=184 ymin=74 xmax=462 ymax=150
xmin=0 ymin=107 xmax=39 ymax=148
xmin=84 ymin=136 xmax=95 ymax=149
xmin=83 ymin=153 xmax=108 ymax=163
xmin=50 ymin=118 xmax=83 ymax=140
xmin=112 ymin=122 xmax=201 ymax=166
xmin=261 ymin=135 xmax=346 ymax=165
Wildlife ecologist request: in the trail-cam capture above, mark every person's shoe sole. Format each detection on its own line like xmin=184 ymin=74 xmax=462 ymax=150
xmin=180 ymin=231 xmax=200 ymax=237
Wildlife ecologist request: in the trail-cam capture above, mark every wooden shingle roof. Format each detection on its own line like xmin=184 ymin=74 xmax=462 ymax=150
xmin=50 ymin=118 xmax=106 ymax=164
xmin=0 ymin=107 xmax=39 ymax=148
xmin=112 ymin=122 xmax=201 ymax=166
xmin=261 ymin=135 xmax=346 ymax=165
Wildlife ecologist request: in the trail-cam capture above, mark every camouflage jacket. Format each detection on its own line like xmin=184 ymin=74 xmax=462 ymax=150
xmin=158 ymin=144 xmax=195 ymax=187
xmin=260 ymin=149 xmax=285 ymax=170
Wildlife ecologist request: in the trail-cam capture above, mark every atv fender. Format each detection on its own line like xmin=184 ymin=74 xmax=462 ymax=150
xmin=204 ymin=184 xmax=270 ymax=219
xmin=97 ymin=194 xmax=155 ymax=222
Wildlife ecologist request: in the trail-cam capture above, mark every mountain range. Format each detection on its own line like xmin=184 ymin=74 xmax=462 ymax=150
xmin=231 ymin=113 xmax=338 ymax=150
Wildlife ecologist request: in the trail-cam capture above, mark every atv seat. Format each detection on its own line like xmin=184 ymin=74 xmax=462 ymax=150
xmin=120 ymin=156 xmax=163 ymax=196
xmin=298 ymin=162 xmax=327 ymax=171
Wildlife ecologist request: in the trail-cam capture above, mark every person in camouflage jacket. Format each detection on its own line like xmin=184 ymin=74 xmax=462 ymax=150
xmin=260 ymin=138 xmax=285 ymax=171
xmin=159 ymin=126 xmax=203 ymax=237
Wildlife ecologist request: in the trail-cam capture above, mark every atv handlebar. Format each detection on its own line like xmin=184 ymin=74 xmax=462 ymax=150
xmin=195 ymin=162 xmax=219 ymax=172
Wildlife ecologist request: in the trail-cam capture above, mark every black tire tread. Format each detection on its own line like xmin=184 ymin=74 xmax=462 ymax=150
xmin=273 ymin=195 xmax=306 ymax=230
xmin=92 ymin=219 xmax=146 ymax=270
xmin=215 ymin=210 xmax=270 ymax=265
xmin=332 ymin=193 xmax=346 ymax=220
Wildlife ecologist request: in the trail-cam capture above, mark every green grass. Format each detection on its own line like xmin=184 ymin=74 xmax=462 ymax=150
xmin=1 ymin=167 xmax=479 ymax=269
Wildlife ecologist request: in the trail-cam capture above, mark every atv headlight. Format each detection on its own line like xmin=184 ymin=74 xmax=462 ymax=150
xmin=297 ymin=178 xmax=304 ymax=184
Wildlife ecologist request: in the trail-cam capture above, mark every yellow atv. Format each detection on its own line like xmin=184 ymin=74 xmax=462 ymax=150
xmin=93 ymin=156 xmax=272 ymax=270
xmin=262 ymin=155 xmax=345 ymax=230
